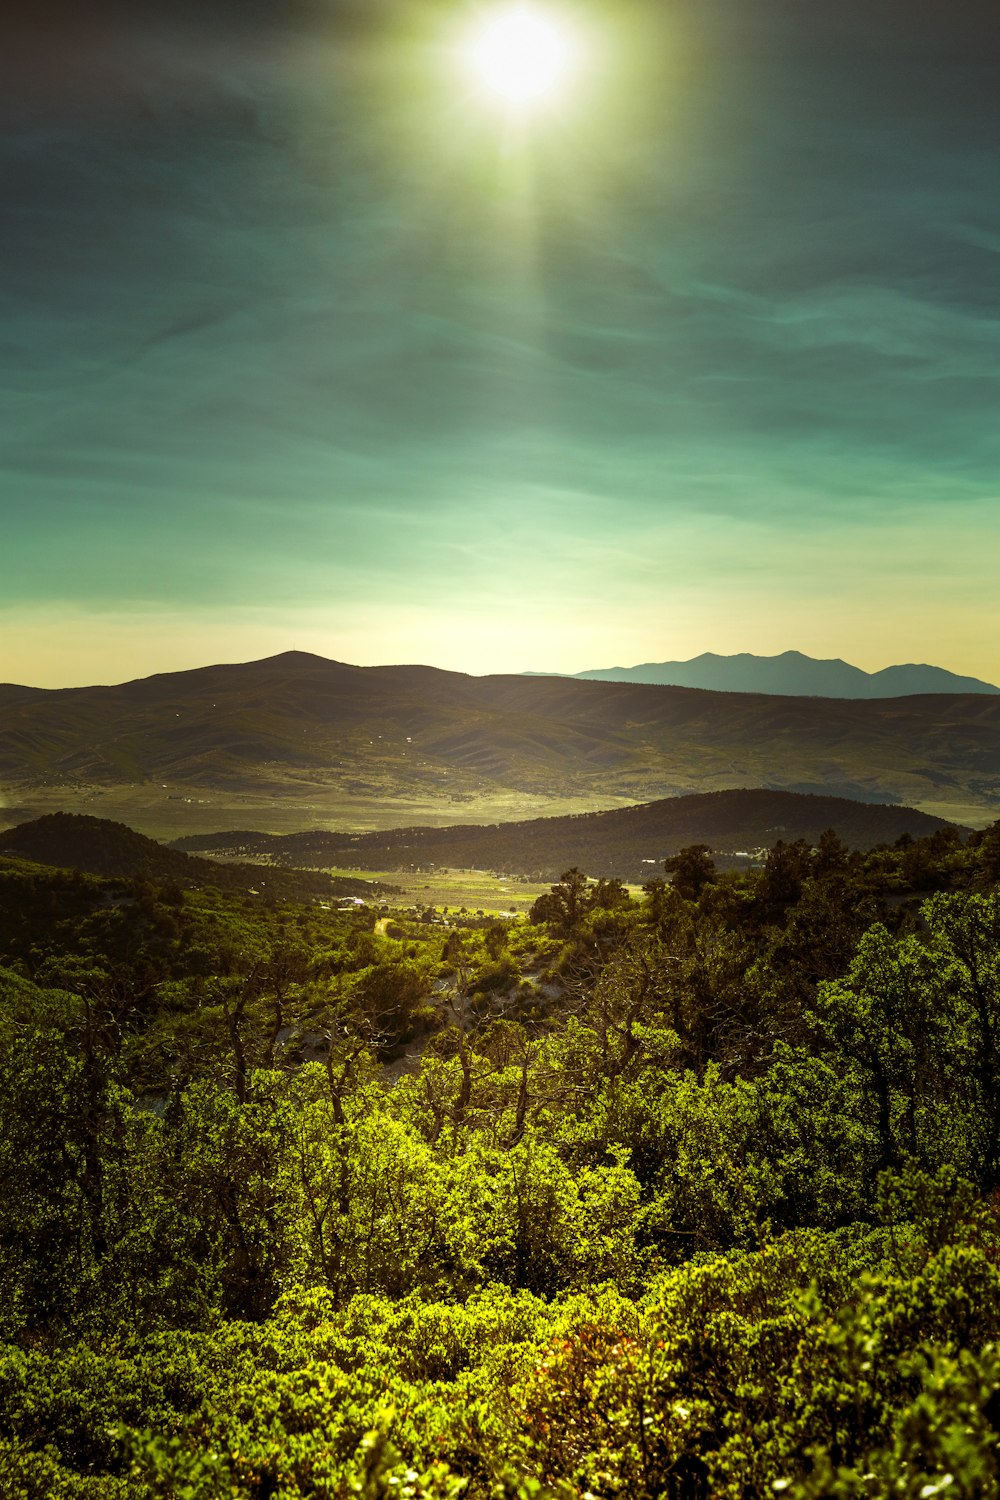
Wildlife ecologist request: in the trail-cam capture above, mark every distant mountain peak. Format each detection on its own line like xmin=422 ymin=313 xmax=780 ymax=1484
xmin=266 ymin=649 xmax=336 ymax=663
xmin=555 ymin=651 xmax=1000 ymax=699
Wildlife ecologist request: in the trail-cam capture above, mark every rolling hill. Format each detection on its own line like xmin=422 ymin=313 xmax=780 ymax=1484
xmin=559 ymin=651 xmax=1000 ymax=698
xmin=174 ymin=789 xmax=967 ymax=883
xmin=2 ymin=651 xmax=1000 ymax=828
xmin=0 ymin=813 xmax=392 ymax=901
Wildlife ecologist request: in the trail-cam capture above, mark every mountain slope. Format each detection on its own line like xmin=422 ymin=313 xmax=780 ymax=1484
xmin=175 ymin=789 xmax=966 ymax=882
xmin=0 ymin=813 xmax=388 ymax=900
xmin=2 ymin=651 xmax=1000 ymax=819
xmin=567 ymin=651 xmax=1000 ymax=698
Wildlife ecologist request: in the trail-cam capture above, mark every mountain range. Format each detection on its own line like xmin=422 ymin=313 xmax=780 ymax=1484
xmin=538 ymin=651 xmax=1000 ymax=698
xmin=2 ymin=651 xmax=1000 ymax=829
xmin=175 ymin=789 xmax=964 ymax=883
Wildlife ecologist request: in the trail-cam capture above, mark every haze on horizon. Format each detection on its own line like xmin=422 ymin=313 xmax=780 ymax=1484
xmin=2 ymin=0 xmax=999 ymax=691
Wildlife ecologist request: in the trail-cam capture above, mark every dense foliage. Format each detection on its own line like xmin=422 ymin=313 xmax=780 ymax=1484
xmin=2 ymin=821 xmax=1000 ymax=1496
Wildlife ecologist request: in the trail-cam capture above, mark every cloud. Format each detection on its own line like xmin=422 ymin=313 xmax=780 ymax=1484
xmin=1 ymin=0 xmax=999 ymax=682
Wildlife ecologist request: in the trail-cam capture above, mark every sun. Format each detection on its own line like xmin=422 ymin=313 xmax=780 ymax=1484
xmin=458 ymin=4 xmax=583 ymax=116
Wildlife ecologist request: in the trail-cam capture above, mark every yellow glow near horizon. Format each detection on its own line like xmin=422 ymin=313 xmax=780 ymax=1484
xmin=458 ymin=4 xmax=584 ymax=116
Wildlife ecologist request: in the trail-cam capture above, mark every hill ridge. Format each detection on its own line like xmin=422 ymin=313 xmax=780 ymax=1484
xmin=2 ymin=652 xmax=1000 ymax=826
xmin=174 ymin=788 xmax=968 ymax=882
xmin=0 ymin=812 xmax=390 ymax=901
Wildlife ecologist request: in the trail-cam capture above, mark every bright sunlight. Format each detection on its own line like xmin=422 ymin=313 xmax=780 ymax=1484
xmin=458 ymin=4 xmax=584 ymax=116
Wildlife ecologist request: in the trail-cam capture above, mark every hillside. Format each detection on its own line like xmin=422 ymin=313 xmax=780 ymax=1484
xmin=2 ymin=651 xmax=1000 ymax=826
xmin=0 ymin=813 xmax=391 ymax=901
xmin=6 ymin=797 xmax=1000 ymax=1498
xmin=564 ymin=650 xmax=1000 ymax=698
xmin=175 ymin=788 xmax=965 ymax=882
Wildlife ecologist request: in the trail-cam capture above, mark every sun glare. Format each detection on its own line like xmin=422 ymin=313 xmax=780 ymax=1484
xmin=458 ymin=4 xmax=583 ymax=115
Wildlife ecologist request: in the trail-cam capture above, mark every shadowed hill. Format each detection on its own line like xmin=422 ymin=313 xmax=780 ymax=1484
xmin=0 ymin=813 xmax=392 ymax=901
xmin=2 ymin=651 xmax=1000 ymax=816
xmin=174 ymin=789 xmax=967 ymax=882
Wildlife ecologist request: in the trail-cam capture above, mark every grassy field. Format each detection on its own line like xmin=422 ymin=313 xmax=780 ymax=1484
xmin=319 ymin=866 xmax=560 ymax=915
xmin=334 ymin=867 xmax=647 ymax=914
xmin=909 ymin=798 xmax=997 ymax=831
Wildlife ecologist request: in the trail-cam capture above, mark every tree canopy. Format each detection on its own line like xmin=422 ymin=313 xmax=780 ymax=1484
xmin=1 ymin=821 xmax=999 ymax=1495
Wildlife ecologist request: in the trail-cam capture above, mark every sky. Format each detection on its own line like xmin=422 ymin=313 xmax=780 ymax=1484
xmin=2 ymin=0 xmax=999 ymax=687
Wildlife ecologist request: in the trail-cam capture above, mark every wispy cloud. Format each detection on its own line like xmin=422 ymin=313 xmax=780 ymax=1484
xmin=1 ymin=0 xmax=998 ymax=682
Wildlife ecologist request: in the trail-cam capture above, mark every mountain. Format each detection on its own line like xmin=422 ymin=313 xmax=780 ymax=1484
xmin=174 ymin=789 xmax=966 ymax=883
xmin=562 ymin=651 xmax=1000 ymax=698
xmin=0 ymin=813 xmax=390 ymax=901
xmin=2 ymin=650 xmax=1000 ymax=827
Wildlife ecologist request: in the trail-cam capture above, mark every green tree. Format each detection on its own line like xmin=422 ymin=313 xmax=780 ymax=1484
xmin=529 ymin=868 xmax=593 ymax=933
xmin=664 ymin=845 xmax=716 ymax=902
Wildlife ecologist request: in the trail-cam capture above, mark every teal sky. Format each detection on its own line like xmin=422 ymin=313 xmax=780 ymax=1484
xmin=2 ymin=0 xmax=999 ymax=686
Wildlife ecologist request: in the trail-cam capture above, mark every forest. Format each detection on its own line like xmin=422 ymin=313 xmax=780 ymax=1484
xmin=2 ymin=820 xmax=1000 ymax=1497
